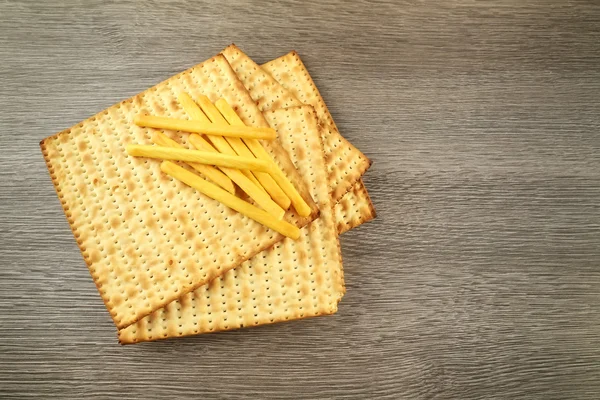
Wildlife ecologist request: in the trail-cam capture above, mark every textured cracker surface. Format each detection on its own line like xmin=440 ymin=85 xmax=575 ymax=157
xmin=262 ymin=51 xmax=372 ymax=201
xmin=335 ymin=179 xmax=376 ymax=235
xmin=119 ymin=106 xmax=344 ymax=344
xmin=40 ymin=55 xmax=317 ymax=329
xmin=222 ymin=45 xmax=301 ymax=112
xmin=222 ymin=44 xmax=375 ymax=232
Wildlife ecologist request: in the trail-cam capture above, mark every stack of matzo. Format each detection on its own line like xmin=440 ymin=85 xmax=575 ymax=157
xmin=41 ymin=44 xmax=375 ymax=344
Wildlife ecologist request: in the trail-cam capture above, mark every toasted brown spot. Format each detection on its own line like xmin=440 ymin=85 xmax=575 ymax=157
xmin=167 ymin=323 xmax=178 ymax=337
xmin=159 ymin=173 xmax=170 ymax=184
xmin=184 ymin=73 xmax=194 ymax=87
xmin=138 ymin=273 xmax=150 ymax=290
xmin=315 ymin=272 xmax=324 ymax=286
xmin=233 ymin=218 xmax=244 ymax=230
xmin=208 ymin=236 xmax=219 ymax=249
xmin=110 ymin=216 xmax=121 ymax=229
xmin=106 ymin=243 xmax=116 ymax=255
xmin=143 ymin=173 xmax=153 ymax=185
xmin=82 ymin=153 xmax=92 ymax=164
xmin=185 ymin=228 xmax=195 ymax=240
xmin=254 ymin=263 xmax=264 ymax=276
xmin=77 ymin=183 xmax=87 ymax=197
xmin=125 ymin=247 xmax=135 ymax=259
xmin=134 ymin=96 xmax=143 ymax=107
xmin=300 ymin=284 xmax=310 ymax=296
xmin=166 ymin=190 xmax=175 ymax=200
xmin=298 ymin=249 xmax=308 ymax=263
xmin=301 ymin=269 xmax=310 ymax=281
xmin=122 ymin=170 xmax=132 ymax=181
xmin=77 ymin=140 xmax=87 ymax=151
xmin=205 ymin=270 xmax=216 ymax=284
xmin=89 ymin=249 xmax=101 ymax=263
xmin=112 ymin=294 xmax=123 ymax=306
xmin=296 ymin=145 xmax=306 ymax=160
xmin=284 ymin=274 xmax=295 ymax=288
xmin=153 ymin=102 xmax=165 ymax=115
xmin=200 ymin=219 xmax=210 ymax=231
xmin=160 ymin=210 xmax=170 ymax=221
xmin=207 ymin=278 xmax=219 ymax=291
xmin=324 ymin=152 xmax=334 ymax=165
xmin=254 ymin=224 xmax=266 ymax=236
xmin=126 ymin=286 xmax=137 ymax=299
xmin=124 ymin=208 xmax=134 ymax=220
xmin=146 ymin=218 xmax=156 ymax=230
xmin=241 ymin=285 xmax=252 ymax=300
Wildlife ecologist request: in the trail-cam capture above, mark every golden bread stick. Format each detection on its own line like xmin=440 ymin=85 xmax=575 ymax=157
xmin=161 ymin=161 xmax=300 ymax=239
xmin=126 ymin=144 xmax=273 ymax=172
xmin=134 ymin=114 xmax=277 ymax=140
xmin=215 ymin=99 xmax=312 ymax=217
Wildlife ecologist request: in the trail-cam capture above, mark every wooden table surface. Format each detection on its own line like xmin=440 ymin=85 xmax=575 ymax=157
xmin=1 ymin=1 xmax=600 ymax=398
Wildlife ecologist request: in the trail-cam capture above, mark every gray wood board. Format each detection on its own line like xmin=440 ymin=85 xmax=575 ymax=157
xmin=1 ymin=1 xmax=599 ymax=398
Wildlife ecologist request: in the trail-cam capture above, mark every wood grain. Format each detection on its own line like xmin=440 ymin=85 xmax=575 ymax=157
xmin=1 ymin=0 xmax=600 ymax=398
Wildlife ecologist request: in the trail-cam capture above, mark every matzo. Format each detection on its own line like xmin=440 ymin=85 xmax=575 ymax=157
xmin=41 ymin=55 xmax=317 ymax=330
xmin=221 ymin=44 xmax=375 ymax=233
xmin=119 ymin=105 xmax=344 ymax=344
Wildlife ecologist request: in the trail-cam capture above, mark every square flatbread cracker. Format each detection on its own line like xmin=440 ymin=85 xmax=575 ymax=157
xmin=220 ymin=45 xmax=375 ymax=233
xmin=119 ymin=105 xmax=344 ymax=344
xmin=41 ymin=55 xmax=318 ymax=329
